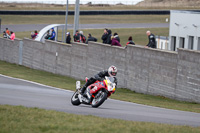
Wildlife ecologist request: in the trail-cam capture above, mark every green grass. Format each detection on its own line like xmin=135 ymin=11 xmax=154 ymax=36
xmin=0 ymin=15 xmax=170 ymax=25
xmin=0 ymin=60 xmax=76 ymax=90
xmin=1 ymin=105 xmax=199 ymax=133
xmin=0 ymin=60 xmax=200 ymax=113
xmin=13 ymin=28 xmax=169 ymax=46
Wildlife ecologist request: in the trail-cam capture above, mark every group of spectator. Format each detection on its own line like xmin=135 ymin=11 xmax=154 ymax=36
xmin=29 ymin=27 xmax=156 ymax=49
xmin=3 ymin=28 xmax=15 ymax=40
xmin=44 ymin=28 xmax=56 ymax=40
xmin=101 ymin=28 xmax=135 ymax=47
xmin=72 ymin=30 xmax=97 ymax=44
xmin=69 ymin=28 xmax=134 ymax=48
xmin=31 ymin=28 xmax=56 ymax=40
xmin=65 ymin=28 xmax=156 ymax=49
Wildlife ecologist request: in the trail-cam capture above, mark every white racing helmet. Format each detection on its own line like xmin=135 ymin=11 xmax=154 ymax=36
xmin=108 ymin=65 xmax=117 ymax=77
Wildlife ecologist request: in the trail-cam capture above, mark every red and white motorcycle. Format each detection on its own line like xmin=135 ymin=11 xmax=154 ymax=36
xmin=71 ymin=76 xmax=116 ymax=108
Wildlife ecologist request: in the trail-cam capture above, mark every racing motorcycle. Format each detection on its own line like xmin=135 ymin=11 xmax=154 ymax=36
xmin=71 ymin=76 xmax=116 ymax=108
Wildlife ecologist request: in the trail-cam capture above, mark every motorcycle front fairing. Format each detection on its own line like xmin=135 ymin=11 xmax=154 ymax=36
xmin=89 ymin=81 xmax=105 ymax=94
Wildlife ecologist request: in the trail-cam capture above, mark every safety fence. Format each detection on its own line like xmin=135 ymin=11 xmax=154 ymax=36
xmin=0 ymin=0 xmax=200 ymax=8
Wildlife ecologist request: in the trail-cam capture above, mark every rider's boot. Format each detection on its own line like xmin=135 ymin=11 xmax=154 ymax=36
xmin=80 ymin=85 xmax=86 ymax=94
xmin=80 ymin=81 xmax=90 ymax=95
xmin=81 ymin=85 xmax=90 ymax=99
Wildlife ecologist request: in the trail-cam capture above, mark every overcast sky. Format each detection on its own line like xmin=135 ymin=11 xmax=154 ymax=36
xmin=0 ymin=0 xmax=144 ymax=5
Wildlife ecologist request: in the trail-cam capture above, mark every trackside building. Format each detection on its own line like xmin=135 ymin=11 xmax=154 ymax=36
xmin=169 ymin=10 xmax=200 ymax=51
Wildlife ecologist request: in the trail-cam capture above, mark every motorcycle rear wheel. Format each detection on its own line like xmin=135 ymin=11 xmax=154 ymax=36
xmin=91 ymin=90 xmax=108 ymax=108
xmin=71 ymin=90 xmax=81 ymax=106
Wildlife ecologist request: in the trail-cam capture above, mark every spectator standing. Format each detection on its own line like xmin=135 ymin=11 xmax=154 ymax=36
xmin=79 ymin=31 xmax=86 ymax=43
xmin=45 ymin=30 xmax=51 ymax=39
xmin=146 ymin=30 xmax=156 ymax=48
xmin=31 ymin=30 xmax=38 ymax=39
xmin=114 ymin=32 xmax=120 ymax=43
xmin=126 ymin=36 xmax=135 ymax=45
xmin=9 ymin=31 xmax=15 ymax=40
xmin=73 ymin=30 xmax=81 ymax=42
xmin=111 ymin=36 xmax=122 ymax=47
xmin=50 ymin=28 xmax=56 ymax=41
xmin=106 ymin=29 xmax=112 ymax=44
xmin=6 ymin=28 xmax=10 ymax=36
xmin=101 ymin=28 xmax=108 ymax=44
xmin=86 ymin=33 xmax=97 ymax=44
xmin=66 ymin=32 xmax=71 ymax=44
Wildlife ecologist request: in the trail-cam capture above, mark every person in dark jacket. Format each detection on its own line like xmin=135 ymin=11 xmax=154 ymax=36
xmin=66 ymin=32 xmax=71 ymax=44
xmin=111 ymin=36 xmax=122 ymax=47
xmin=45 ymin=30 xmax=50 ymax=39
xmin=113 ymin=32 xmax=120 ymax=43
xmin=146 ymin=31 xmax=156 ymax=48
xmin=86 ymin=33 xmax=97 ymax=44
xmin=73 ymin=30 xmax=81 ymax=42
xmin=80 ymin=66 xmax=118 ymax=97
xmin=106 ymin=29 xmax=112 ymax=44
xmin=3 ymin=31 xmax=9 ymax=38
xmin=101 ymin=28 xmax=108 ymax=44
xmin=126 ymin=36 xmax=135 ymax=45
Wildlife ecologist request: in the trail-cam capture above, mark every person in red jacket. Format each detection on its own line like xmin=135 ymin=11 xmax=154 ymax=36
xmin=111 ymin=36 xmax=122 ymax=47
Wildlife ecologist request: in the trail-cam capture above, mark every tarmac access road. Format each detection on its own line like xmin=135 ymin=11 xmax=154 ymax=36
xmin=0 ymin=74 xmax=200 ymax=127
xmin=0 ymin=23 xmax=169 ymax=33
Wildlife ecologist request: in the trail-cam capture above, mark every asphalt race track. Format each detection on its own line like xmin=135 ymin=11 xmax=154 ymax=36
xmin=1 ymin=23 xmax=169 ymax=33
xmin=0 ymin=74 xmax=200 ymax=127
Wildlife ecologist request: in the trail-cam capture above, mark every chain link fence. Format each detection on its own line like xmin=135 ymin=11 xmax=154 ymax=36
xmin=1 ymin=0 xmax=200 ymax=8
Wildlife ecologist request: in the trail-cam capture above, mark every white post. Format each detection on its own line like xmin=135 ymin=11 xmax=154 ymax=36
xmin=73 ymin=0 xmax=80 ymax=36
xmin=64 ymin=0 xmax=69 ymax=43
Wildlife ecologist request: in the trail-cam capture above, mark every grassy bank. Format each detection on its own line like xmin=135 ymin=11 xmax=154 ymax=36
xmin=0 ymin=15 xmax=170 ymax=25
xmin=14 ymin=28 xmax=169 ymax=46
xmin=1 ymin=105 xmax=199 ymax=133
xmin=0 ymin=60 xmax=200 ymax=113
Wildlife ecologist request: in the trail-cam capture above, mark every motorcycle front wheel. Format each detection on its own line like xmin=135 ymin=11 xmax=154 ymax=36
xmin=91 ymin=90 xmax=108 ymax=108
xmin=71 ymin=90 xmax=81 ymax=106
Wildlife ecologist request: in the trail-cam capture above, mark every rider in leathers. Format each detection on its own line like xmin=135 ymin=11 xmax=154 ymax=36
xmin=81 ymin=66 xmax=118 ymax=97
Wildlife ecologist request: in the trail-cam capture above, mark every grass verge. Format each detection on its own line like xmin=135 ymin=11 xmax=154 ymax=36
xmin=0 ymin=105 xmax=199 ymax=133
xmin=0 ymin=60 xmax=200 ymax=113
xmin=0 ymin=15 xmax=170 ymax=25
